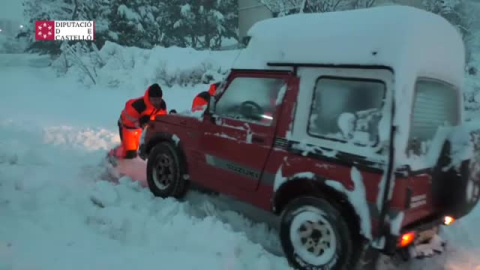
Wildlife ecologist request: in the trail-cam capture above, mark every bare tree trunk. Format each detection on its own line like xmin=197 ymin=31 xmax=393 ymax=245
xmin=191 ymin=34 xmax=196 ymax=48
xmin=331 ymin=0 xmax=343 ymax=11
xmin=366 ymin=0 xmax=375 ymax=8
xmin=64 ymin=42 xmax=96 ymax=85
xmin=72 ymin=0 xmax=79 ymax=20
xmin=299 ymin=0 xmax=307 ymax=13
xmin=352 ymin=0 xmax=375 ymax=9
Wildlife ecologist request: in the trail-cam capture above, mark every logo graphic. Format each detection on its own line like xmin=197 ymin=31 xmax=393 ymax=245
xmin=35 ymin=21 xmax=55 ymax=40
xmin=35 ymin=20 xmax=94 ymax=41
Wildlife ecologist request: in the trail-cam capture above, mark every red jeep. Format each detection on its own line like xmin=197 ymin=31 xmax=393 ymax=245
xmin=139 ymin=6 xmax=480 ymax=270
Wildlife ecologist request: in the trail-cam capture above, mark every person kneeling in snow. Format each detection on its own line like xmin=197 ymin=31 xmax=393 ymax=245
xmin=110 ymin=83 xmax=167 ymax=159
xmin=191 ymin=82 xmax=220 ymax=112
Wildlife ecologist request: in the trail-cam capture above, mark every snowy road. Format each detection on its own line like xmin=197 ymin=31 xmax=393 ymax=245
xmin=0 ymin=54 xmax=479 ymax=270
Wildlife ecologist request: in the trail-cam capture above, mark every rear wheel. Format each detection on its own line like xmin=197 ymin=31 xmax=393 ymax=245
xmin=280 ymin=196 xmax=357 ymax=270
xmin=146 ymin=142 xmax=188 ymax=198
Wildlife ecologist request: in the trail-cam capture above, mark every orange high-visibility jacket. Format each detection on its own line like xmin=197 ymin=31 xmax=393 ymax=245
xmin=120 ymin=86 xmax=167 ymax=129
xmin=191 ymin=82 xmax=219 ymax=112
xmin=192 ymin=91 xmax=211 ymax=112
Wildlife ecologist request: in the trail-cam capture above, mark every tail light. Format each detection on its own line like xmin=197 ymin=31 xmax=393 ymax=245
xmin=443 ymin=216 xmax=455 ymax=226
xmin=397 ymin=231 xmax=416 ymax=248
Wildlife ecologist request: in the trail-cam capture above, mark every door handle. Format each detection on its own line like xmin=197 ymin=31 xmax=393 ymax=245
xmin=251 ymin=135 xmax=265 ymax=143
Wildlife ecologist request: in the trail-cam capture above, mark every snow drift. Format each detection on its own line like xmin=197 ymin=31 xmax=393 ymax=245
xmin=51 ymin=41 xmax=240 ymax=91
xmin=1 ymin=28 xmax=480 ymax=269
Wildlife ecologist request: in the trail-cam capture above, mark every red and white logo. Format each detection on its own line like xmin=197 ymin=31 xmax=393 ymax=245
xmin=35 ymin=20 xmax=94 ymax=41
xmin=35 ymin=21 xmax=55 ymax=40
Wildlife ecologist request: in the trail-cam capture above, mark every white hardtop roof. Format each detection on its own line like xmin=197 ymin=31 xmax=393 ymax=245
xmin=233 ymin=5 xmax=465 ymax=87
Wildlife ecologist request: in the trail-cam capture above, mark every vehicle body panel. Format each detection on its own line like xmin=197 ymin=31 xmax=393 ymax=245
xmin=141 ymin=65 xmax=479 ymax=255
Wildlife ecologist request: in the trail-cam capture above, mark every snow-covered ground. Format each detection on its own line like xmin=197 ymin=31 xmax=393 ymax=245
xmin=0 ymin=53 xmax=290 ymax=270
xmin=0 ymin=52 xmax=479 ymax=270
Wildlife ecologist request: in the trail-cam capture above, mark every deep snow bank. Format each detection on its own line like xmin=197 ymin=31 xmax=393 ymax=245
xmin=50 ymin=39 xmax=480 ymax=121
xmin=2 ymin=44 xmax=480 ymax=269
xmin=52 ymin=41 xmax=241 ymax=91
xmin=0 ymin=119 xmax=291 ymax=270
xmin=0 ymin=55 xmax=290 ymax=270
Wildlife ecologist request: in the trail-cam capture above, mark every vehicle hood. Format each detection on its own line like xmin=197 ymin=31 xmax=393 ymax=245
xmin=154 ymin=113 xmax=203 ymax=129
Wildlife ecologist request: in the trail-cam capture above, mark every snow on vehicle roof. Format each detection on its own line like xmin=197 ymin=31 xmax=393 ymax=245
xmin=233 ymin=5 xmax=465 ymax=87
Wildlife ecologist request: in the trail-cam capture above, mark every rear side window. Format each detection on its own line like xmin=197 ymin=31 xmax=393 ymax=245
xmin=214 ymin=77 xmax=286 ymax=126
xmin=407 ymin=79 xmax=459 ymax=155
xmin=308 ymin=77 xmax=386 ymax=146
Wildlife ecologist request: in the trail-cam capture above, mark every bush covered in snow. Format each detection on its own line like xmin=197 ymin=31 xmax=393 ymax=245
xmin=51 ymin=41 xmax=239 ymax=90
xmin=464 ymin=75 xmax=480 ymax=116
xmin=0 ymin=35 xmax=27 ymax=54
xmin=464 ymin=31 xmax=480 ymax=118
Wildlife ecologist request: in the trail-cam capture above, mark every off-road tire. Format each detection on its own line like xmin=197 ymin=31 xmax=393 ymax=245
xmin=280 ymin=196 xmax=357 ymax=270
xmin=146 ymin=142 xmax=188 ymax=198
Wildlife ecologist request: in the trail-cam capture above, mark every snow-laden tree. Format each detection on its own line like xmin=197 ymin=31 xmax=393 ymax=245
xmin=76 ymin=0 xmax=111 ymax=49
xmin=260 ymin=0 xmax=362 ymax=15
xmin=108 ymin=0 xmax=238 ymax=50
xmin=197 ymin=0 xmax=238 ymax=49
xmin=422 ymin=0 xmax=466 ymax=33
xmin=0 ymin=34 xmax=27 ymax=53
xmin=108 ymin=0 xmax=169 ymax=48
xmin=259 ymin=0 xmax=304 ymax=16
xmin=303 ymin=0 xmax=351 ymax=13
xmin=162 ymin=0 xmax=238 ymax=50
xmin=421 ymin=0 xmax=478 ymax=65
xmin=21 ymin=0 xmax=73 ymax=54
xmin=21 ymin=0 xmax=110 ymax=55
xmin=161 ymin=1 xmax=195 ymax=48
xmin=22 ymin=0 xmax=238 ymax=52
xmin=350 ymin=0 xmax=376 ymax=9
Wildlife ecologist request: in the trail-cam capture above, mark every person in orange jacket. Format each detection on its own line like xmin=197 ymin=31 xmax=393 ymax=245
xmin=110 ymin=83 xmax=167 ymax=159
xmin=192 ymin=82 xmax=220 ymax=112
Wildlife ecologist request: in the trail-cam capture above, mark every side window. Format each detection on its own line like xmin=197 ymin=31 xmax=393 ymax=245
xmin=308 ymin=77 xmax=386 ymax=146
xmin=214 ymin=76 xmax=286 ymax=125
xmin=407 ymin=79 xmax=459 ymax=156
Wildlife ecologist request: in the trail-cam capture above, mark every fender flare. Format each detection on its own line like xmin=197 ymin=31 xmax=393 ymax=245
xmin=273 ymin=176 xmax=363 ymax=239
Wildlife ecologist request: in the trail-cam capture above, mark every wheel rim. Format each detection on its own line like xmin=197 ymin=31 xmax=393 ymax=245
xmin=290 ymin=207 xmax=337 ymax=266
xmin=152 ymin=153 xmax=175 ymax=190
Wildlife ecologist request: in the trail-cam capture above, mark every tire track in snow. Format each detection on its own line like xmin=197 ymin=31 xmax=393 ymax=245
xmin=0 ymin=121 xmax=292 ymax=270
xmin=2 ymin=53 xmax=479 ymax=270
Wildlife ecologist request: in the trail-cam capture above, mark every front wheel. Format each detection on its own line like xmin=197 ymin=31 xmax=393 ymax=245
xmin=279 ymin=196 xmax=357 ymax=270
xmin=146 ymin=142 xmax=188 ymax=198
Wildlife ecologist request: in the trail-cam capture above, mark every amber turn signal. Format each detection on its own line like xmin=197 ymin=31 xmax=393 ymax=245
xmin=443 ymin=216 xmax=455 ymax=226
xmin=397 ymin=231 xmax=416 ymax=248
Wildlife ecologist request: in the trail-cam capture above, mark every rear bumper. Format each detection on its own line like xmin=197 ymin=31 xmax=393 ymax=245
xmin=383 ymin=215 xmax=444 ymax=255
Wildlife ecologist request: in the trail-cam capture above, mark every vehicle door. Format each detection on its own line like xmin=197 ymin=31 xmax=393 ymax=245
xmin=198 ymin=71 xmax=292 ymax=192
